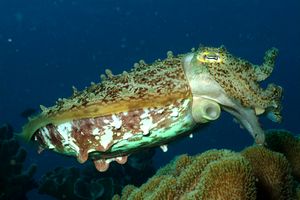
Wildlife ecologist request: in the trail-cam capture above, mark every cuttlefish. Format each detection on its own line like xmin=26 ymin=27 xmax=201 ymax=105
xmin=20 ymin=46 xmax=282 ymax=172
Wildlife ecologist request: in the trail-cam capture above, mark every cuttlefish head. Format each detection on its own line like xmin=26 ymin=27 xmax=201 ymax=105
xmin=183 ymin=46 xmax=283 ymax=145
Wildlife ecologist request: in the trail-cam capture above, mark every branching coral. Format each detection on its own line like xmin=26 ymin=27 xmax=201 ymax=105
xmin=0 ymin=124 xmax=37 ymax=200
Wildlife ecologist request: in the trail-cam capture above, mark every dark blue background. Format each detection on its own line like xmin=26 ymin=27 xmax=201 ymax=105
xmin=0 ymin=0 xmax=299 ymax=199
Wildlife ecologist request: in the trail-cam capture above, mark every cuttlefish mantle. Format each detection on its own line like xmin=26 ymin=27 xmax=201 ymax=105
xmin=20 ymin=45 xmax=282 ymax=172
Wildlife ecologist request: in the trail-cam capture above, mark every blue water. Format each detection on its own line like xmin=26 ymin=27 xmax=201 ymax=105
xmin=0 ymin=0 xmax=299 ymax=199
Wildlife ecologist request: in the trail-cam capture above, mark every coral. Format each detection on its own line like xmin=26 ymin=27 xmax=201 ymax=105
xmin=38 ymin=149 xmax=155 ymax=200
xmin=115 ymin=137 xmax=300 ymax=200
xmin=38 ymin=166 xmax=117 ymax=200
xmin=296 ymin=183 xmax=300 ymax=200
xmin=0 ymin=124 xmax=37 ymax=200
xmin=241 ymin=146 xmax=294 ymax=200
xmin=265 ymin=129 xmax=300 ymax=181
xmin=189 ymin=156 xmax=256 ymax=200
xmin=113 ymin=149 xmax=257 ymax=200
xmin=74 ymin=177 xmax=114 ymax=200
xmin=38 ymin=167 xmax=82 ymax=200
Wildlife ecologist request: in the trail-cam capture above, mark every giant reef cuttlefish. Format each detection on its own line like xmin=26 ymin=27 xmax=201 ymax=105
xmin=20 ymin=46 xmax=282 ymax=172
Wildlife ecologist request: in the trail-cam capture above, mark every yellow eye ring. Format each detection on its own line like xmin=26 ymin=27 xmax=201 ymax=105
xmin=197 ymin=51 xmax=222 ymax=63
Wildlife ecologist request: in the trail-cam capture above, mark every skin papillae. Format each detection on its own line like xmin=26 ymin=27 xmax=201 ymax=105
xmin=19 ymin=46 xmax=282 ymax=172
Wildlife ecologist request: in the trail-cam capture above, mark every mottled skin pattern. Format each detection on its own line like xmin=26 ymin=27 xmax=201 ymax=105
xmin=182 ymin=46 xmax=282 ymax=144
xmin=53 ymin=56 xmax=190 ymax=114
xmin=20 ymin=46 xmax=283 ymax=172
xmin=21 ymin=54 xmax=191 ymax=142
xmin=198 ymin=46 xmax=282 ymax=121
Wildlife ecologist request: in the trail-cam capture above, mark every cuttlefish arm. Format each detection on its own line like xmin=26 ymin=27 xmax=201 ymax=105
xmin=183 ymin=46 xmax=282 ymax=144
xmin=254 ymin=47 xmax=278 ymax=82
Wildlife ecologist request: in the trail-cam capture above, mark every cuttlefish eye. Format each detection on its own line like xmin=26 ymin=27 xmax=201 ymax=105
xmin=196 ymin=51 xmax=222 ymax=63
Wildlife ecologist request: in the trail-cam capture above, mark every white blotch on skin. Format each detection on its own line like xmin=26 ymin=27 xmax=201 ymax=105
xmin=57 ymin=122 xmax=72 ymax=137
xmin=182 ymin=99 xmax=190 ymax=108
xmin=57 ymin=122 xmax=80 ymax=153
xmin=100 ymin=127 xmax=114 ymax=150
xmin=40 ymin=127 xmax=55 ymax=149
xmin=170 ymin=107 xmax=179 ymax=117
xmin=140 ymin=118 xmax=153 ymax=135
xmin=140 ymin=109 xmax=150 ymax=119
xmin=103 ymin=119 xmax=110 ymax=124
xmin=111 ymin=115 xmax=122 ymax=129
xmin=87 ymin=148 xmax=96 ymax=153
xmin=123 ymin=132 xmax=133 ymax=140
xmin=157 ymin=108 xmax=164 ymax=114
xmin=92 ymin=128 xmax=100 ymax=136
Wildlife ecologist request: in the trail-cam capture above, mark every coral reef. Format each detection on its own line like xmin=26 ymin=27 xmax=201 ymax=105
xmin=114 ymin=131 xmax=300 ymax=200
xmin=1 ymin=120 xmax=297 ymax=200
xmin=38 ymin=149 xmax=156 ymax=200
xmin=296 ymin=183 xmax=300 ymax=200
xmin=183 ymin=155 xmax=256 ymax=200
xmin=0 ymin=124 xmax=37 ymax=200
xmin=241 ymin=146 xmax=294 ymax=200
xmin=38 ymin=166 xmax=117 ymax=200
xmin=38 ymin=167 xmax=82 ymax=200
xmin=265 ymin=129 xmax=300 ymax=181
xmin=113 ymin=150 xmax=257 ymax=200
